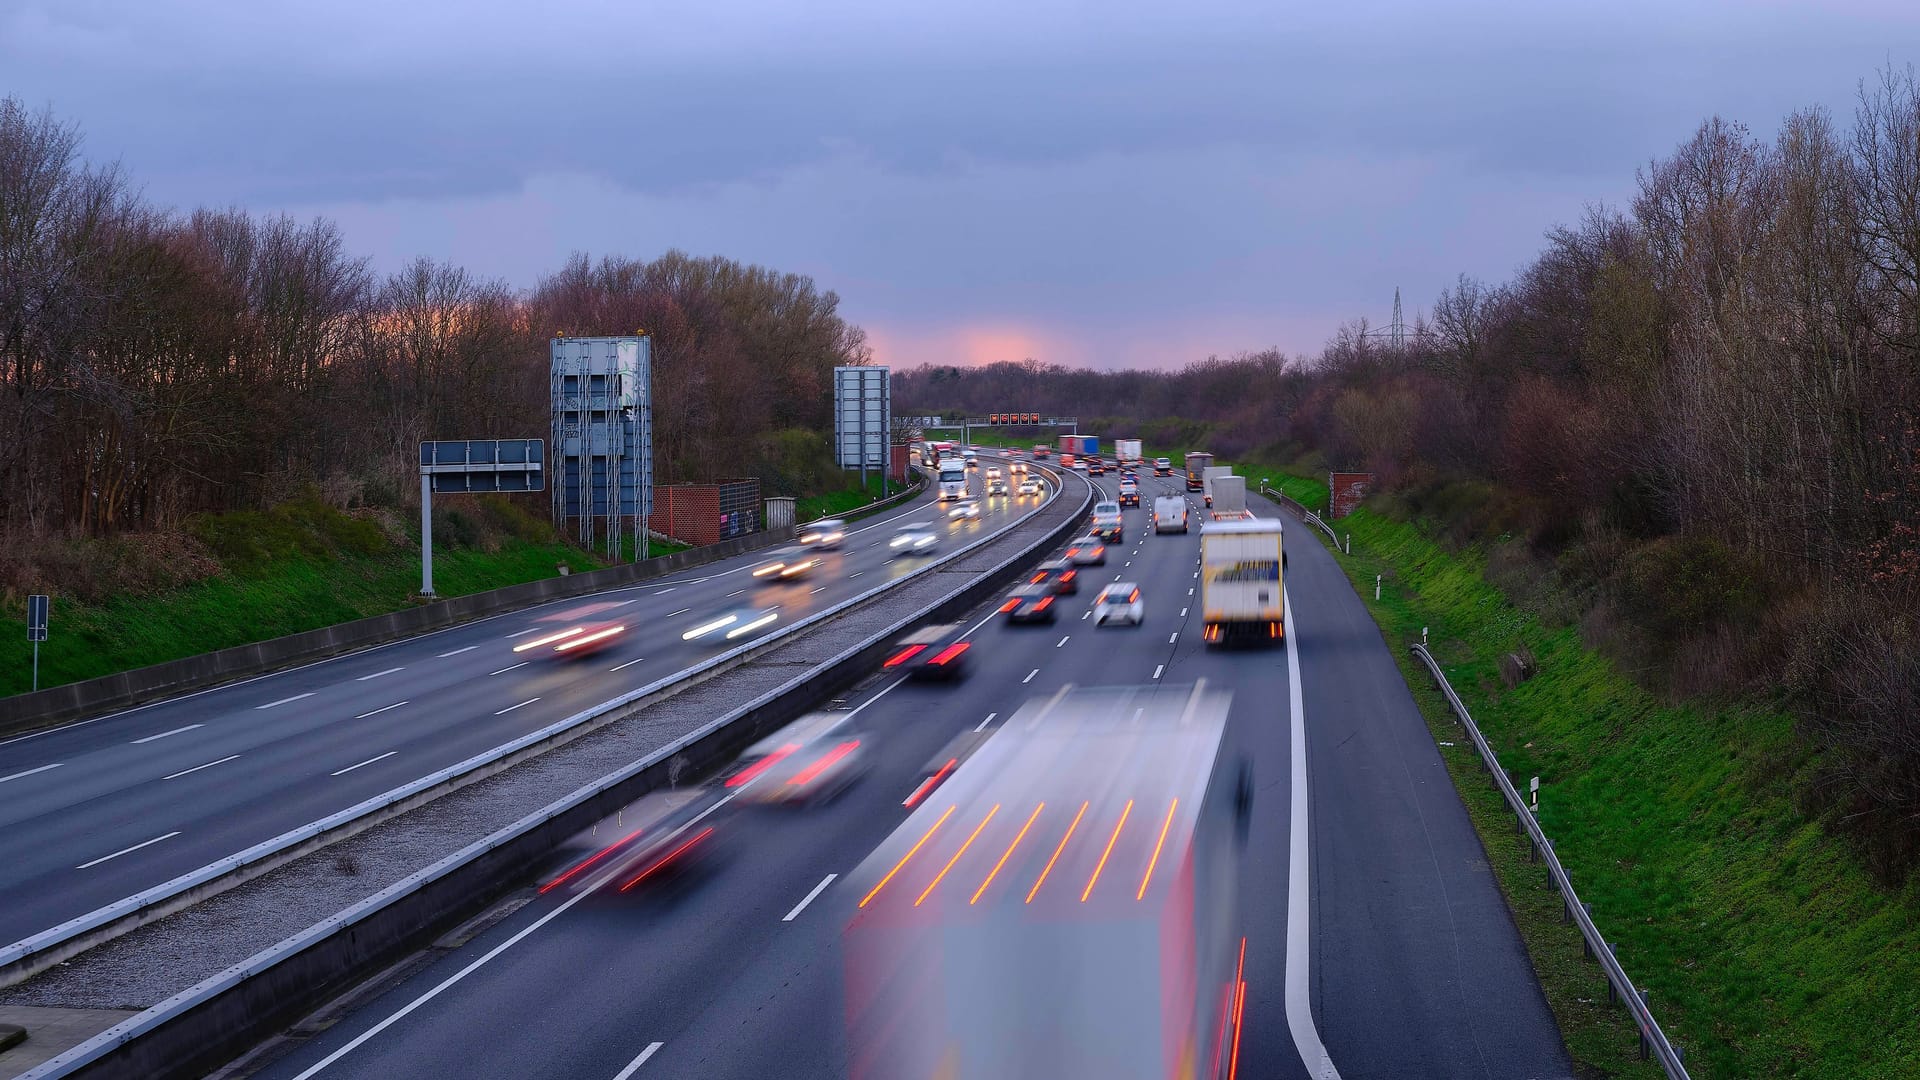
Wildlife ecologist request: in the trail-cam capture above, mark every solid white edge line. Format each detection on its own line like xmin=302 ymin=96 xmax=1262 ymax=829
xmin=330 ymin=751 xmax=398 ymax=777
xmin=162 ymin=755 xmax=240 ymax=780
xmin=77 ymin=831 xmax=181 ymax=869
xmin=255 ymin=693 xmax=314 ymax=710
xmin=611 ymin=1042 xmax=665 ymax=1080
xmin=355 ymin=667 xmax=404 ymax=681
xmin=1283 ymin=586 xmax=1342 ymax=1079
xmin=436 ymin=645 xmax=478 ymax=658
xmin=0 ymin=763 xmax=63 ymax=783
xmin=131 ymin=724 xmax=203 ymax=745
xmin=782 ymin=874 xmax=838 ymax=922
xmin=288 ymin=876 xmax=610 ymax=1079
xmin=495 ymin=698 xmax=539 ymax=716
xmin=353 ymin=701 xmax=409 ymax=720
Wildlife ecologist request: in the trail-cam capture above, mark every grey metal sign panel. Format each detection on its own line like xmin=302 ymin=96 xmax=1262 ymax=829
xmin=28 ymin=594 xmax=49 ymax=642
xmin=420 ymin=440 xmax=545 ymax=492
xmin=833 ymin=366 xmax=891 ymax=469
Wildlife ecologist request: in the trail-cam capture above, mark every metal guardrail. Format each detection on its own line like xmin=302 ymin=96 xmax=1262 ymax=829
xmin=1257 ymin=483 xmax=1339 ymax=546
xmin=21 ymin=460 xmax=1097 ymax=1080
xmin=0 ymin=459 xmax=1069 ymax=989
xmin=1409 ymin=642 xmax=1690 ymax=1078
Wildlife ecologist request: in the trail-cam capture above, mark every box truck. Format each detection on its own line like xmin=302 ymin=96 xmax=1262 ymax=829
xmin=1114 ymin=438 xmax=1143 ymax=467
xmin=1200 ymin=517 xmax=1284 ymax=645
xmin=1209 ymin=475 xmax=1248 ymax=519
xmin=1201 ymin=466 xmax=1233 ymax=507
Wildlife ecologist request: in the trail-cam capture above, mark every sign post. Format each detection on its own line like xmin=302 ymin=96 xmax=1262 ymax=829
xmin=28 ymin=593 xmax=49 ymax=692
xmin=419 ymin=440 xmax=545 ymax=597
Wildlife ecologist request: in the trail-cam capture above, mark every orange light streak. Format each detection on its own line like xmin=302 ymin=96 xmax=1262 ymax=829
xmin=971 ymin=803 xmax=1043 ymax=905
xmin=915 ymin=804 xmax=999 ymax=906
xmin=1137 ymin=798 xmax=1179 ymax=900
xmin=859 ymin=804 xmax=956 ymax=908
xmin=1081 ymin=799 xmax=1134 ymax=902
xmin=1026 ymin=800 xmax=1090 ymax=904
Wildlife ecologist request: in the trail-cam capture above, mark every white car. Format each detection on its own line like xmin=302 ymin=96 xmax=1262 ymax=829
xmin=890 ymin=523 xmax=940 ymax=554
xmin=751 ymin=546 xmax=820 ymax=581
xmin=947 ymin=497 xmax=982 ymax=520
xmin=1073 ymin=460 xmax=1089 ymax=473
xmin=985 ymin=478 xmax=1009 ymax=496
xmin=798 ymin=518 xmax=846 ymax=549
xmin=1093 ymin=582 xmax=1145 ymax=626
xmin=1017 ymin=478 xmax=1042 ymax=497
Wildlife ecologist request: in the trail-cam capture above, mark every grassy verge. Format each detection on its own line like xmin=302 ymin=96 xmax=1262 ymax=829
xmin=796 ymin=473 xmax=912 ymax=523
xmin=1263 ymin=470 xmax=1920 ymax=1078
xmin=3 ymin=538 xmax=606 ymax=697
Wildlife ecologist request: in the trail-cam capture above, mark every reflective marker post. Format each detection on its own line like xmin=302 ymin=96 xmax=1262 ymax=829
xmin=27 ymin=593 xmax=49 ymax=692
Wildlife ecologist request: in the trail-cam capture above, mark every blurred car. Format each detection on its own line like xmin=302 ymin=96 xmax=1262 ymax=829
xmin=540 ymin=786 xmax=734 ymax=895
xmin=512 ymin=620 xmax=629 ymax=659
xmin=1009 ymin=460 xmax=1029 ymax=475
xmin=1065 ymin=536 xmax=1107 ymax=565
xmin=1154 ymin=457 xmax=1174 ymax=476
xmin=947 ymin=497 xmax=982 ymax=520
xmin=1117 ymin=481 xmax=1140 ymax=508
xmin=752 ymin=546 xmax=821 ymax=582
xmin=1090 ymin=500 xmax=1124 ymax=542
xmin=882 ymin=622 xmax=973 ymax=681
xmin=1017 ymin=477 xmax=1043 ymax=497
xmin=1072 ymin=460 xmax=1089 ymax=473
xmin=727 ymin=711 xmax=869 ymax=804
xmin=1093 ymin=582 xmax=1145 ymax=626
xmin=1029 ymin=559 xmax=1080 ymax=595
xmin=680 ymin=605 xmax=781 ymax=642
xmin=999 ymin=583 xmax=1059 ymax=624
xmin=797 ymin=518 xmax=847 ymax=549
xmin=1087 ymin=459 xmax=1106 ymax=475
xmin=890 ymin=523 xmax=940 ymax=554
xmin=985 ymin=476 xmax=1009 ymax=496
xmin=985 ymin=466 xmax=1002 ymax=480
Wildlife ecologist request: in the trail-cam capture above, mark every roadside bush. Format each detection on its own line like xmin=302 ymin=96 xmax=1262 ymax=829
xmin=0 ymin=530 xmax=222 ymax=605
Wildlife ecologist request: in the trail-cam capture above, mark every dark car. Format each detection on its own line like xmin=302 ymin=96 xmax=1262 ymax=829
xmin=882 ymin=622 xmax=972 ymax=681
xmin=1118 ymin=482 xmax=1140 ymax=508
xmin=1029 ymin=558 xmax=1080 ymax=595
xmin=999 ymin=583 xmax=1060 ymax=624
xmin=1064 ymin=536 xmax=1108 ymax=566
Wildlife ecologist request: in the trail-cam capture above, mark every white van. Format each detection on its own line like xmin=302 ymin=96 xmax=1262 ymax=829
xmin=1153 ymin=495 xmax=1189 ymax=534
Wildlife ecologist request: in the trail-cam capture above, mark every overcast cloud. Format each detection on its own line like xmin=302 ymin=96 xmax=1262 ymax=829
xmin=4 ymin=0 xmax=1914 ymax=369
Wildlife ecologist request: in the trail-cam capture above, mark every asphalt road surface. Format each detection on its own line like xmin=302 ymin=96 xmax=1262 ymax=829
xmin=234 ymin=470 xmax=1571 ymax=1080
xmin=0 ymin=464 xmax=1051 ymax=949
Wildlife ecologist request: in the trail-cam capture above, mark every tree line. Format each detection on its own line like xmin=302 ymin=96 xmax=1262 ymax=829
xmin=0 ymin=96 xmax=868 ymax=542
xmin=899 ymin=67 xmax=1920 ymax=878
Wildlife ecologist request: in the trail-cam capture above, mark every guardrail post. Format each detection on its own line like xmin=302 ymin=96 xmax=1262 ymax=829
xmin=1580 ymin=904 xmax=1594 ymax=950
xmin=1545 ymin=840 xmax=1559 ymax=889
xmin=1639 ymin=991 xmax=1653 ymax=1059
xmin=1606 ymin=957 xmax=1619 ymax=1003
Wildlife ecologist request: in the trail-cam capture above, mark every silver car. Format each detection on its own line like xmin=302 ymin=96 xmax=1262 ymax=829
xmin=1093 ymin=582 xmax=1145 ymax=626
xmin=890 ymin=523 xmax=940 ymax=554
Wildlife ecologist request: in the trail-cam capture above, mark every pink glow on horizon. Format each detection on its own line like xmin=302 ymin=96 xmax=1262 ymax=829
xmin=862 ymin=314 xmax=1321 ymax=372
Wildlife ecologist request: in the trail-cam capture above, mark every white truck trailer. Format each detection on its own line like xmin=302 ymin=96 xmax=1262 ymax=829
xmin=842 ymin=682 xmax=1250 ymax=1080
xmin=1199 ymin=517 xmax=1284 ymax=645
xmin=1208 ymin=475 xmax=1248 ymax=519
xmin=1114 ymin=438 xmax=1143 ymax=468
xmin=1201 ymin=465 xmax=1233 ymax=507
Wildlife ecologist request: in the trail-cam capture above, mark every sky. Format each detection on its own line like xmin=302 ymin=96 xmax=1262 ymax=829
xmin=4 ymin=0 xmax=1915 ymax=370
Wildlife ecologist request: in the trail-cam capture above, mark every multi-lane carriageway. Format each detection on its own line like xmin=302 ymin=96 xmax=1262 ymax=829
xmin=217 ymin=466 xmax=1575 ymax=1080
xmin=0 ymin=470 xmax=1048 ymax=950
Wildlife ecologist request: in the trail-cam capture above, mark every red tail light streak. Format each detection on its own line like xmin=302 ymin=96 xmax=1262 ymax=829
xmin=617 ymin=827 xmax=714 ymax=891
xmin=926 ymin=643 xmax=969 ymax=665
xmin=726 ymin=743 xmax=799 ymax=788
xmin=903 ymin=759 xmax=959 ymax=807
xmin=884 ymin=644 xmax=927 ymax=668
xmin=538 ymin=826 xmax=646 ymax=894
xmin=787 ymin=741 xmax=860 ymax=787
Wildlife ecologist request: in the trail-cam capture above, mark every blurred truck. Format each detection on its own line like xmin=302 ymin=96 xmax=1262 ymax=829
xmin=1184 ymin=451 xmax=1213 ymax=492
xmin=1114 ymin=438 xmax=1143 ymax=467
xmin=1199 ymin=517 xmax=1284 ymax=645
xmin=1201 ymin=466 xmax=1232 ymax=507
xmin=842 ymin=681 xmax=1251 ymax=1080
xmin=1208 ymin=475 xmax=1247 ymax=519
xmin=1058 ymin=434 xmax=1098 ymax=456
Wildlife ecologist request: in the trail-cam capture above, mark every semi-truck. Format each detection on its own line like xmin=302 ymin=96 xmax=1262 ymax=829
xmin=1184 ymin=452 xmax=1213 ymax=492
xmin=1199 ymin=517 xmax=1284 ymax=645
xmin=1114 ymin=438 xmax=1143 ymax=467
xmin=938 ymin=457 xmax=968 ymax=500
xmin=842 ymin=681 xmax=1250 ymax=1080
xmin=1201 ymin=465 xmax=1233 ymax=507
xmin=1059 ymin=434 xmax=1098 ymax=457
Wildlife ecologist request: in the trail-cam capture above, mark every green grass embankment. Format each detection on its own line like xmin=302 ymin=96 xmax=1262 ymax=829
xmin=1264 ymin=470 xmax=1920 ymax=1078
xmin=796 ymin=474 xmax=909 ymax=523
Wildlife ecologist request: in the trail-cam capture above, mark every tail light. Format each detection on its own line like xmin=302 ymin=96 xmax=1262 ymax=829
xmin=927 ymin=643 xmax=970 ymax=665
xmin=999 ymin=599 xmax=1020 ymax=613
xmin=1034 ymin=596 xmax=1054 ymax=611
xmin=1129 ymin=589 xmax=1140 ymax=603
xmin=885 ymin=644 xmax=928 ymax=668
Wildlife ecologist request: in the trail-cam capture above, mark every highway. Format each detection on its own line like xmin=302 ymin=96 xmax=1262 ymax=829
xmin=0 ymin=469 xmax=1051 ymax=950
xmin=233 ymin=469 xmax=1573 ymax=1080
